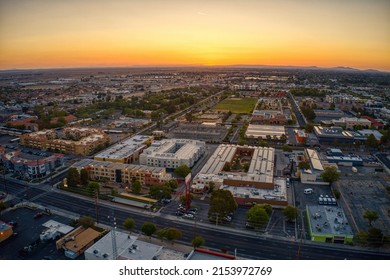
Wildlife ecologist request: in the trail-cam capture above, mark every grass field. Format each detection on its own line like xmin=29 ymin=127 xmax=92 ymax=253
xmin=213 ymin=98 xmax=257 ymax=114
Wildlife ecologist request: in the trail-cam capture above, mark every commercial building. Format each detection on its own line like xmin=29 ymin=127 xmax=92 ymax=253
xmin=326 ymin=148 xmax=363 ymax=166
xmin=300 ymin=148 xmax=325 ymax=184
xmin=313 ymin=126 xmax=355 ymax=144
xmin=139 ymin=139 xmax=206 ymax=169
xmin=295 ymin=129 xmax=307 ymax=144
xmin=56 ymin=226 xmax=102 ymax=259
xmin=40 ymin=220 xmax=74 ymax=241
xmin=73 ymin=159 xmax=172 ymax=186
xmin=94 ymin=135 xmax=153 ymax=164
xmin=168 ymin=123 xmax=227 ymax=143
xmin=191 ymin=144 xmax=287 ymax=207
xmin=357 ymin=129 xmax=383 ymax=141
xmin=85 ymin=231 xmax=163 ymax=260
xmin=20 ymin=127 xmax=110 ymax=156
xmin=245 ymin=124 xmax=286 ymax=139
xmin=362 ymin=116 xmax=385 ymax=129
xmin=306 ymin=205 xmax=353 ymax=244
xmin=0 ymin=221 xmax=13 ymax=243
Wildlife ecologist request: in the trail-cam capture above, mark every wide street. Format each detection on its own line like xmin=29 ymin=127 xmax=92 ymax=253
xmin=1 ymin=178 xmax=390 ymax=260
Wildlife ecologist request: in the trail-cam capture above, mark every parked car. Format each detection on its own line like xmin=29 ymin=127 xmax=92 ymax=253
xmin=34 ymin=212 xmax=45 ymax=219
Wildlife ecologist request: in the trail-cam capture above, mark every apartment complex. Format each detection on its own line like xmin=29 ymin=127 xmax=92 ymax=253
xmin=191 ymin=144 xmax=287 ymax=206
xmin=139 ymin=139 xmax=206 ymax=169
xmin=73 ymin=159 xmax=172 ymax=186
xmin=94 ymin=135 xmax=153 ymax=164
xmin=1 ymin=150 xmax=64 ymax=179
xmin=20 ymin=127 xmax=110 ymax=155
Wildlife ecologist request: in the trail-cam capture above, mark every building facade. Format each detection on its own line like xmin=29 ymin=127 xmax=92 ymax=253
xmin=20 ymin=127 xmax=110 ymax=156
xmin=73 ymin=159 xmax=172 ymax=186
xmin=139 ymin=139 xmax=206 ymax=169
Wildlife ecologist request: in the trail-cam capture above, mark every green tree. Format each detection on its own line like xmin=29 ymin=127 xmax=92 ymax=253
xmin=365 ymin=134 xmax=378 ymax=149
xmin=222 ymin=162 xmax=231 ymax=172
xmin=246 ymin=205 xmax=269 ymax=230
xmin=305 ymin=123 xmax=315 ymax=133
xmin=67 ymin=167 xmax=80 ymax=188
xmin=87 ymin=181 xmax=100 ymax=196
xmin=80 ymin=168 xmax=89 ymax=186
xmin=78 ymin=216 xmax=95 ymax=228
xmin=174 ymin=165 xmax=191 ymax=178
xmin=282 ymin=144 xmax=293 ymax=152
xmin=165 ymin=179 xmax=178 ymax=191
xmin=165 ymin=228 xmax=182 ymax=243
xmin=141 ymin=222 xmax=157 ymax=239
xmin=149 ymin=185 xmax=172 ymax=200
xmin=363 ymin=210 xmax=379 ymax=226
xmin=329 ymin=103 xmax=335 ymax=110
xmin=333 ymin=189 xmax=341 ymax=199
xmin=123 ymin=218 xmax=135 ymax=233
xmin=258 ymin=140 xmax=268 ymax=147
xmin=131 ymin=179 xmax=142 ymax=194
xmin=320 ymin=166 xmax=340 ymax=184
xmin=179 ymin=193 xmax=194 ymax=205
xmin=259 ymin=204 xmax=273 ymax=216
xmin=355 ymin=231 xmax=369 ymax=246
xmin=156 ymin=229 xmax=167 ymax=242
xmin=208 ymin=181 xmax=216 ymax=193
xmin=283 ymin=205 xmax=298 ymax=222
xmin=192 ymin=235 xmax=205 ymax=248
xmin=298 ymin=161 xmax=311 ymax=170
xmin=367 ymin=227 xmax=383 ymax=247
xmin=208 ymin=189 xmax=237 ymax=220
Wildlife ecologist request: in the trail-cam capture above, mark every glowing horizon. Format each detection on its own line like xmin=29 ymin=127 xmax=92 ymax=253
xmin=1 ymin=0 xmax=389 ymax=71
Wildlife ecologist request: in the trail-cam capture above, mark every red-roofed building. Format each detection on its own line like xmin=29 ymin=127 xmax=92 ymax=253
xmin=362 ymin=116 xmax=384 ymax=129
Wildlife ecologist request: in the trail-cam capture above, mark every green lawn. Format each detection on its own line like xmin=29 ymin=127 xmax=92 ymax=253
xmin=213 ymin=98 xmax=257 ymax=114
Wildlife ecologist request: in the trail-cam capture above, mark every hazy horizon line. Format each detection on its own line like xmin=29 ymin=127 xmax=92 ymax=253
xmin=0 ymin=64 xmax=389 ymax=73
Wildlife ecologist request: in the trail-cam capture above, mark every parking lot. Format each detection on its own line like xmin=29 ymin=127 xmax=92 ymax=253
xmin=336 ymin=171 xmax=390 ymax=234
xmin=0 ymin=207 xmax=74 ymax=260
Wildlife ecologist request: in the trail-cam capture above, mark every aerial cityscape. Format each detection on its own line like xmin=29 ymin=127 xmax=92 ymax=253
xmin=0 ymin=0 xmax=390 ymax=262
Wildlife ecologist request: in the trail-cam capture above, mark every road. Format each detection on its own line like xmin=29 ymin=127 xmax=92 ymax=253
xmin=287 ymin=92 xmax=307 ymax=127
xmin=2 ymin=180 xmax=389 ymax=260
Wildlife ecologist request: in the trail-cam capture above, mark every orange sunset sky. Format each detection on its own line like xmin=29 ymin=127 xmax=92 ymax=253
xmin=0 ymin=0 xmax=389 ymax=71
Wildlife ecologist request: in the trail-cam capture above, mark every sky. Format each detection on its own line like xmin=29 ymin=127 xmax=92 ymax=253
xmin=0 ymin=0 xmax=389 ymax=70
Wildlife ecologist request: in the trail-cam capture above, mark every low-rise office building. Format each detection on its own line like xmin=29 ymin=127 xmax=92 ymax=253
xmin=56 ymin=226 xmax=102 ymax=259
xmin=94 ymin=135 xmax=153 ymax=164
xmin=313 ymin=126 xmax=355 ymax=144
xmin=73 ymin=159 xmax=172 ymax=186
xmin=245 ymin=124 xmax=286 ymax=139
xmin=306 ymin=205 xmax=353 ymax=244
xmin=85 ymin=231 xmax=163 ymax=260
xmin=139 ymin=139 xmax=206 ymax=169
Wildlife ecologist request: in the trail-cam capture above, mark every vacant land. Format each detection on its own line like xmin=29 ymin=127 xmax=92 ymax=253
xmin=213 ymin=98 xmax=257 ymax=114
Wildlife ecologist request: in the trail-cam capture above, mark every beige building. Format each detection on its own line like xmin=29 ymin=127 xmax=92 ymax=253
xmin=73 ymin=159 xmax=172 ymax=186
xmin=20 ymin=127 xmax=110 ymax=156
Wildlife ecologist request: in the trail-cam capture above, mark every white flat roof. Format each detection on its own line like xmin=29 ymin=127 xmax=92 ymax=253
xmin=85 ymin=231 xmax=162 ymax=260
xmin=245 ymin=124 xmax=285 ymax=138
xmin=94 ymin=135 xmax=152 ymax=160
xmin=196 ymin=144 xmax=274 ymax=184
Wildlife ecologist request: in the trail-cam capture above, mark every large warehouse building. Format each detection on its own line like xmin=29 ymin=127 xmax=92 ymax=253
xmin=139 ymin=139 xmax=206 ymax=169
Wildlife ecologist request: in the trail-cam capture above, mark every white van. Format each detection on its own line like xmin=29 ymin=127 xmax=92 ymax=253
xmin=304 ymin=188 xmax=313 ymax=194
